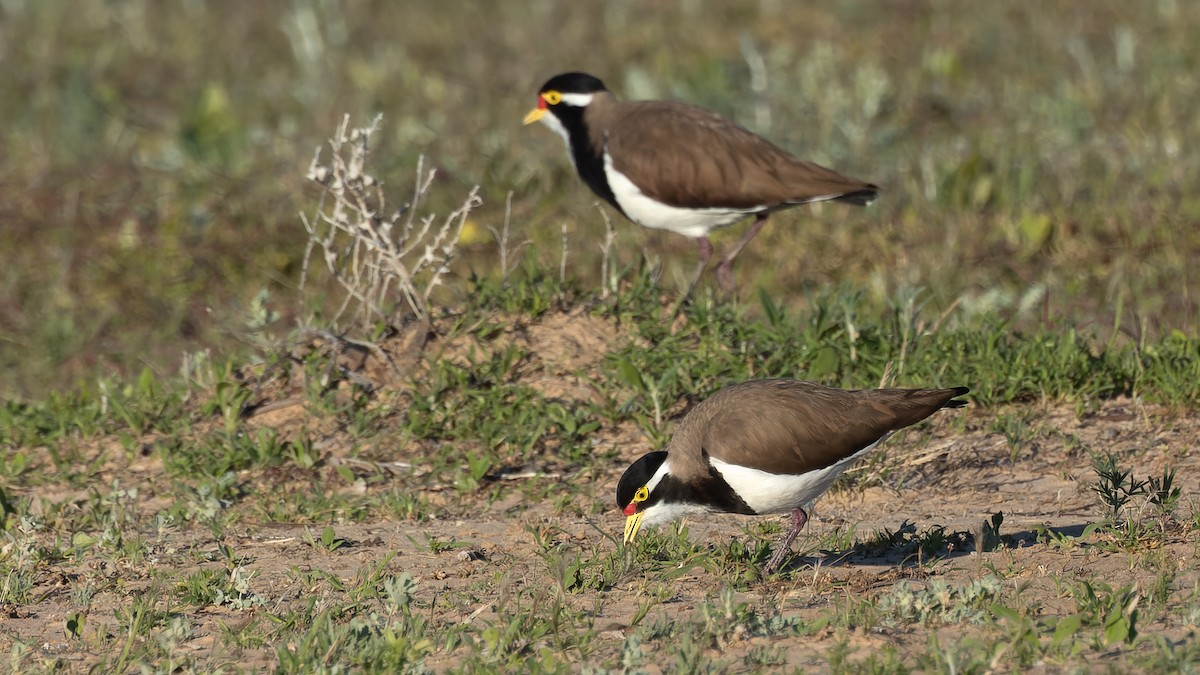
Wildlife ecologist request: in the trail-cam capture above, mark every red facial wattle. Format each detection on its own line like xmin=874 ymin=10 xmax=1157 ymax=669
xmin=623 ymin=502 xmax=637 ymax=516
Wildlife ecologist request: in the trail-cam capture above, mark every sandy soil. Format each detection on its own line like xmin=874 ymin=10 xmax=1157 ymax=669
xmin=3 ymin=309 xmax=1197 ymax=671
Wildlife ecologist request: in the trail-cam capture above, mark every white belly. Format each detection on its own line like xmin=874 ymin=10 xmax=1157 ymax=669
xmin=709 ymin=438 xmax=885 ymax=515
xmin=603 ymin=150 xmax=760 ymax=238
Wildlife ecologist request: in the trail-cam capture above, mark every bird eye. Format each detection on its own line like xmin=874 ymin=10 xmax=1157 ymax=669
xmin=634 ymin=486 xmax=649 ymax=502
xmin=543 ymin=90 xmax=563 ymax=105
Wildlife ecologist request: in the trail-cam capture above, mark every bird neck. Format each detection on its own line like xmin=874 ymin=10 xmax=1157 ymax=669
xmin=654 ymin=467 xmax=757 ymax=516
xmin=554 ymin=105 xmax=622 ymax=214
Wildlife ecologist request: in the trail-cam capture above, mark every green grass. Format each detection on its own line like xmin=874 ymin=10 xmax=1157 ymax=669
xmin=3 ymin=230 xmax=1200 ymax=671
xmin=2 ymin=1 xmax=1200 ymax=398
xmin=4 ymin=2 xmax=1200 ymax=672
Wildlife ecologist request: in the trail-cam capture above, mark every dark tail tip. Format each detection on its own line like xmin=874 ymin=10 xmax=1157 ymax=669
xmin=836 ymin=184 xmax=881 ymax=206
xmin=943 ymin=386 xmax=971 ymax=408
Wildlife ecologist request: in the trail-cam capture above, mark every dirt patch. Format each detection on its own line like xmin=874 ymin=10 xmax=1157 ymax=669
xmin=3 ymin=309 xmax=1198 ymax=671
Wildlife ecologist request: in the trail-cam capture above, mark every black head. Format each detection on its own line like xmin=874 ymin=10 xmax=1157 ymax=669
xmin=523 ymin=71 xmax=622 ymax=212
xmin=537 ymin=72 xmax=608 ymax=96
xmin=524 ymin=72 xmax=620 ymax=210
xmin=616 ymin=449 xmax=754 ymax=543
xmin=616 ymin=451 xmax=667 ymax=511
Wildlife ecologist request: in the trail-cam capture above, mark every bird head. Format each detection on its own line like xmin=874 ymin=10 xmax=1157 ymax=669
xmin=616 ymin=450 xmax=686 ymax=544
xmin=523 ymin=72 xmax=608 ymax=136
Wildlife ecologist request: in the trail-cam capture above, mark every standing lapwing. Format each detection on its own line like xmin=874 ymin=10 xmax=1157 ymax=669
xmin=524 ymin=72 xmax=879 ymax=306
xmin=616 ymin=379 xmax=969 ymax=573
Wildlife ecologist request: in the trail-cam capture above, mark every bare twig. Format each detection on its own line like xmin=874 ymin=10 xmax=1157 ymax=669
xmin=596 ymin=204 xmax=617 ymax=298
xmin=487 ymin=191 xmax=530 ymax=282
xmin=301 ymin=114 xmax=482 ymax=325
xmin=559 ymin=222 xmax=569 ymax=286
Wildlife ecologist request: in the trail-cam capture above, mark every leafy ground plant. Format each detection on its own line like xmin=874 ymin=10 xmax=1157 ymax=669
xmin=1091 ymin=451 xmax=1186 ymax=547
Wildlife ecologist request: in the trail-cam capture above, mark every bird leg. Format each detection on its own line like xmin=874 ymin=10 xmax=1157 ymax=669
xmin=716 ymin=213 xmax=770 ymax=291
xmin=672 ymin=236 xmax=714 ymax=317
xmin=763 ymin=507 xmax=808 ymax=574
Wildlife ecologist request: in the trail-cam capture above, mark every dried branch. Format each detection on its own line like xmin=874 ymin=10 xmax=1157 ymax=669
xmin=300 ymin=114 xmax=482 ymax=325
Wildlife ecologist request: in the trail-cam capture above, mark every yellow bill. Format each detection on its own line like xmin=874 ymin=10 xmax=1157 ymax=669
xmin=623 ymin=511 xmax=644 ymax=544
xmin=523 ymin=107 xmax=546 ymax=125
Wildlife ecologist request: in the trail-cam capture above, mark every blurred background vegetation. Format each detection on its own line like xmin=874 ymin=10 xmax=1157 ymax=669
xmin=1 ymin=0 xmax=1197 ymax=400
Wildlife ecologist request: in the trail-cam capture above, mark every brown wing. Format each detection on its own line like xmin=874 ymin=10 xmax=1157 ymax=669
xmin=599 ymin=101 xmax=877 ymax=210
xmin=667 ymin=380 xmax=967 ymax=480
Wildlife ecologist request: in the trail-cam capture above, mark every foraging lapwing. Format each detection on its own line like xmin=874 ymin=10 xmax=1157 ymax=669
xmin=524 ymin=72 xmax=879 ymax=304
xmin=616 ymin=379 xmax=969 ymax=573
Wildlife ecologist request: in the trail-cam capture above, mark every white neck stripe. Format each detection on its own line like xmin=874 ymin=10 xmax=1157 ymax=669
xmin=560 ymin=92 xmax=594 ymax=107
xmin=645 ymin=457 xmax=671 ymax=493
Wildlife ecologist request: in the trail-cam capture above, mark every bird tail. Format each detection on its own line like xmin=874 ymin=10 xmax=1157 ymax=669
xmin=833 ymin=185 xmax=881 ymax=206
xmin=941 ymin=386 xmax=971 ymax=408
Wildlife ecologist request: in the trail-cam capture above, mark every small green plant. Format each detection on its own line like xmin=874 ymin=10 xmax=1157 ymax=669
xmin=992 ymin=412 xmax=1034 ymax=463
xmin=408 ymin=533 xmax=469 ymax=555
xmin=1067 ymin=580 xmax=1140 ymax=648
xmin=64 ymin=612 xmax=87 ymax=639
xmin=817 ymin=523 xmax=858 ymax=552
xmin=694 ymin=587 xmax=804 ymax=646
xmin=274 ymin=607 xmax=434 ymax=673
xmin=1034 ymin=522 xmax=1102 ymax=550
xmin=1146 ymin=466 xmax=1182 ymax=517
xmin=1091 ymin=451 xmax=1149 ymax=524
xmin=1145 ymin=633 xmax=1200 ymax=671
xmin=70 ymin=580 xmax=97 ymax=607
xmin=203 ymin=377 xmax=255 ymax=437
xmin=876 ymin=576 xmax=1003 ymax=626
xmin=979 ymin=511 xmax=1005 ymax=552
xmin=987 ymin=603 xmax=1045 ymax=668
xmin=286 ymin=438 xmax=320 ymax=470
xmin=625 ymin=520 xmax=708 ymax=577
xmin=0 ymin=568 xmax=34 ymax=604
xmin=1090 ymin=452 xmax=1185 ymax=547
xmin=611 ymin=353 xmax=680 ymax=445
xmin=475 ymin=587 xmax=570 ymax=666
xmin=177 ymin=568 xmax=227 ymax=606
xmin=379 ymin=573 xmax=418 ymax=614
xmin=304 ymin=525 xmax=349 ymax=553
xmin=114 ymin=591 xmax=174 ymax=638
xmin=214 ymin=566 xmax=266 ymax=610
xmin=628 ymin=585 xmax=676 ymax=627
xmin=704 ymin=532 xmax=773 ymax=585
